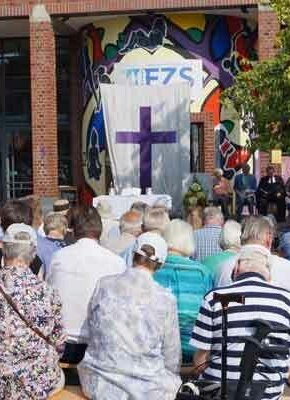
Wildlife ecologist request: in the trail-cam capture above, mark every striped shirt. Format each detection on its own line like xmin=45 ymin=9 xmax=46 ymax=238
xmin=190 ymin=273 xmax=290 ymax=400
xmin=193 ymin=225 xmax=222 ymax=261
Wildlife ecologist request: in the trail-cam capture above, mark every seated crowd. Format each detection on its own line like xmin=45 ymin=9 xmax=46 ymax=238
xmin=1 ymin=192 xmax=290 ymax=400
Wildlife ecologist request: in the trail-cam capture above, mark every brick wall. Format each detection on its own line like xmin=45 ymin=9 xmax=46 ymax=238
xmin=258 ymin=5 xmax=280 ymax=175
xmin=0 ymin=0 xmax=258 ymax=18
xmin=191 ymin=112 xmax=215 ymax=174
xmin=30 ymin=15 xmax=59 ymax=197
xmin=5 ymin=0 xmax=276 ymax=196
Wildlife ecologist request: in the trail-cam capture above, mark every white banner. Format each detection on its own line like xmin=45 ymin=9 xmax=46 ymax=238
xmin=113 ymin=60 xmax=203 ymax=102
xmin=101 ymin=83 xmax=191 ymax=211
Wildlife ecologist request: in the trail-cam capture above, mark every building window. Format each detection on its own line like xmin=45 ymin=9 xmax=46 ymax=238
xmin=0 ymin=38 xmax=32 ymax=202
xmin=190 ymin=123 xmax=204 ymax=173
xmin=56 ymin=37 xmax=72 ymax=186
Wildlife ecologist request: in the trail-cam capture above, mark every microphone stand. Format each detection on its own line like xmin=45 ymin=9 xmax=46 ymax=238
xmin=213 ymin=293 xmax=245 ymax=400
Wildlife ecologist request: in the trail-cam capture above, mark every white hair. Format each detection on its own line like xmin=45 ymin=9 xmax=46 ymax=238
xmin=164 ymin=219 xmax=195 ymax=257
xmin=3 ymin=232 xmax=36 ymax=265
xmin=241 ymin=216 xmax=274 ymax=245
xmin=203 ymin=206 xmax=224 ymax=226
xmin=143 ymin=207 xmax=170 ymax=235
xmin=219 ymin=220 xmax=241 ymax=251
xmin=214 ymin=168 xmax=223 ymax=177
xmin=44 ymin=212 xmax=68 ymax=236
xmin=234 ymin=247 xmax=270 ymax=281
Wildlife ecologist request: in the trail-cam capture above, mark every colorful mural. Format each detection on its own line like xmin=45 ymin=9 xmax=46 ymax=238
xmin=81 ymin=13 xmax=257 ymax=195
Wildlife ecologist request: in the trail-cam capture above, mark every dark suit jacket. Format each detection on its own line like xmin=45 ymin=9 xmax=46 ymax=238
xmin=257 ymin=175 xmax=286 ymax=201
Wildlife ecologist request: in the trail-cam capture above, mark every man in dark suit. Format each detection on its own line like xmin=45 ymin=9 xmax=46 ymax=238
xmin=257 ymin=165 xmax=286 ymax=222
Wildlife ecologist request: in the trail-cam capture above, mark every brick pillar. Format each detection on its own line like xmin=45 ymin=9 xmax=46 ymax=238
xmin=258 ymin=4 xmax=280 ymax=175
xmin=30 ymin=5 xmax=59 ymax=198
xmin=191 ymin=112 xmax=215 ymax=173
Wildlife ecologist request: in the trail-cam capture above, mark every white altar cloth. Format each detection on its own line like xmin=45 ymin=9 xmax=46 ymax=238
xmin=93 ymin=194 xmax=172 ymax=220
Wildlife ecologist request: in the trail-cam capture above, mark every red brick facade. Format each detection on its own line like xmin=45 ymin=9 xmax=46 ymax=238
xmin=258 ymin=5 xmax=280 ymax=175
xmin=191 ymin=112 xmax=215 ymax=174
xmin=1 ymin=0 xmax=258 ymax=18
xmin=30 ymin=14 xmax=59 ymax=197
xmin=0 ymin=1 xmax=280 ymax=196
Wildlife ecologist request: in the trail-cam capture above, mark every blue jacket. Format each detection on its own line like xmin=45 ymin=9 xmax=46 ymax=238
xmin=234 ymin=173 xmax=257 ymax=199
xmin=37 ymin=235 xmax=68 ymax=277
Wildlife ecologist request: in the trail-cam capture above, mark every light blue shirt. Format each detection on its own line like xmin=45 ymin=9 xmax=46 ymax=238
xmin=78 ymin=267 xmax=182 ymax=400
xmin=193 ymin=225 xmax=222 ymax=260
xmin=120 ymin=242 xmax=135 ymax=267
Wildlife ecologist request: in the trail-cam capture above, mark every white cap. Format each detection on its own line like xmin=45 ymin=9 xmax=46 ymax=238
xmin=134 ymin=232 xmax=168 ymax=264
xmin=3 ymin=223 xmax=37 ymax=247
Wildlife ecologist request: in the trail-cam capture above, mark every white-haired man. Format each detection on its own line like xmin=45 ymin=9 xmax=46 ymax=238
xmin=189 ymin=247 xmax=290 ymax=400
xmin=202 ymin=219 xmax=241 ymax=281
xmin=216 ymin=216 xmax=290 ymax=291
xmin=101 ymin=210 xmax=142 ymax=254
xmin=193 ymin=206 xmax=224 ymax=261
xmin=37 ymin=212 xmax=68 ymax=278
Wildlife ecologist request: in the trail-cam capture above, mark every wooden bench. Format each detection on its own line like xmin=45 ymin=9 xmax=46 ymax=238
xmin=50 ymin=383 xmax=290 ymax=400
xmin=49 ymin=362 xmax=88 ymax=399
xmin=50 ymin=386 xmax=87 ymax=399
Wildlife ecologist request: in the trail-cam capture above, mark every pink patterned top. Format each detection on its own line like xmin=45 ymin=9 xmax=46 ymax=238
xmin=0 ymin=265 xmax=66 ymax=399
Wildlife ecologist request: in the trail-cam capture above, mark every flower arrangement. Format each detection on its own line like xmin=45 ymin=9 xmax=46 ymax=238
xmin=183 ymin=178 xmax=207 ymax=210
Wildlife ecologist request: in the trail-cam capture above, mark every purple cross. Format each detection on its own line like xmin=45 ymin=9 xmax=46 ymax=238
xmin=116 ymin=106 xmax=176 ymax=191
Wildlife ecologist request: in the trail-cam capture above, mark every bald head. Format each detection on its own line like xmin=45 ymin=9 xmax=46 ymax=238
xmin=120 ymin=210 xmax=143 ymax=236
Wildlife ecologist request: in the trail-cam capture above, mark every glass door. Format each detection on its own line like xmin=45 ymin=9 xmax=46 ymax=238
xmin=5 ymin=126 xmax=32 ymax=199
xmin=0 ymin=38 xmax=32 ymax=203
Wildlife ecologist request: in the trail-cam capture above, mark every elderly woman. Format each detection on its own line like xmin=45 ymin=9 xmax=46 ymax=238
xmin=78 ymin=232 xmax=182 ymax=400
xmin=212 ymin=168 xmax=232 ymax=218
xmin=0 ymin=223 xmax=66 ymax=399
xmin=154 ymin=219 xmax=213 ymax=363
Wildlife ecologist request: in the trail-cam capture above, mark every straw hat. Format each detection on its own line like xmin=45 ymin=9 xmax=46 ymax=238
xmin=53 ymin=199 xmax=70 ymax=215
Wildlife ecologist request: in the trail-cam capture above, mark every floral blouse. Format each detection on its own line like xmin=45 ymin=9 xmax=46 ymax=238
xmin=78 ymin=267 xmax=182 ymax=400
xmin=0 ymin=265 xmax=66 ymax=400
